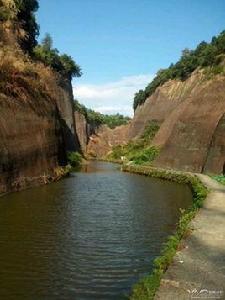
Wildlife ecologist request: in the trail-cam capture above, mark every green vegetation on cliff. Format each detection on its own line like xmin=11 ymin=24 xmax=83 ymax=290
xmin=0 ymin=1 xmax=81 ymax=79
xmin=108 ymin=121 xmax=160 ymax=164
xmin=34 ymin=34 xmax=82 ymax=80
xmin=0 ymin=0 xmax=82 ymax=172
xmin=0 ymin=0 xmax=39 ymax=53
xmin=74 ymin=99 xmax=130 ymax=129
xmin=67 ymin=151 xmax=82 ymax=168
xmin=133 ymin=30 xmax=225 ymax=110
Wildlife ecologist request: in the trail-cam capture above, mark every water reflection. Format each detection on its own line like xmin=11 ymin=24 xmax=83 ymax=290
xmin=0 ymin=161 xmax=192 ymax=299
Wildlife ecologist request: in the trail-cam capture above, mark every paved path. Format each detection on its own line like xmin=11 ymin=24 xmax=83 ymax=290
xmin=155 ymin=174 xmax=225 ymax=300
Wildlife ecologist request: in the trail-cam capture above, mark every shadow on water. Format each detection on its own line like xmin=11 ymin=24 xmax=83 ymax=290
xmin=0 ymin=161 xmax=192 ymax=300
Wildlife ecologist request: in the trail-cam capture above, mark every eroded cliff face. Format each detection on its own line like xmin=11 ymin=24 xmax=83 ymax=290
xmin=130 ymin=71 xmax=225 ymax=174
xmin=0 ymin=93 xmax=62 ymax=193
xmin=0 ymin=81 xmax=80 ymax=194
xmin=128 ymin=72 xmax=205 ymax=139
xmin=56 ymin=78 xmax=80 ymax=152
xmin=74 ymin=110 xmax=130 ymax=158
xmin=87 ymin=124 xmax=129 ymax=158
xmin=74 ymin=111 xmax=88 ymax=153
xmin=0 ymin=52 xmax=79 ymax=195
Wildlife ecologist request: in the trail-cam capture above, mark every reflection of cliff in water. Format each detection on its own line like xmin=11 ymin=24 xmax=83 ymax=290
xmin=0 ymin=161 xmax=192 ymax=300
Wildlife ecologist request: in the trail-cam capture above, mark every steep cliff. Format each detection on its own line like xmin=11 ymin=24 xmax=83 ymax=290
xmin=87 ymin=124 xmax=129 ymax=158
xmin=0 ymin=48 xmax=80 ymax=195
xmin=74 ymin=108 xmax=130 ymax=158
xmin=129 ymin=70 xmax=225 ymax=173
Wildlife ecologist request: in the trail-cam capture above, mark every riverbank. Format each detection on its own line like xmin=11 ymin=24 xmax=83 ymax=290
xmin=155 ymin=174 xmax=225 ymax=300
xmin=122 ymin=165 xmax=210 ymax=299
xmin=0 ymin=165 xmax=71 ymax=198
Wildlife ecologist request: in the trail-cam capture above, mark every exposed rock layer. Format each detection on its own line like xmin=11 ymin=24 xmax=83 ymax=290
xmin=74 ymin=111 xmax=88 ymax=153
xmin=87 ymin=124 xmax=129 ymax=158
xmin=130 ymin=71 xmax=225 ymax=173
xmin=87 ymin=70 xmax=225 ymax=174
xmin=0 ymin=76 xmax=79 ymax=195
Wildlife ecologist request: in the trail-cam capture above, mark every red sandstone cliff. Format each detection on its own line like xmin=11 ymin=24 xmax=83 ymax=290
xmin=87 ymin=124 xmax=129 ymax=158
xmin=0 ymin=39 xmax=80 ymax=194
xmin=87 ymin=69 xmax=225 ymax=174
xmin=74 ymin=111 xmax=88 ymax=153
xmin=0 ymin=70 xmax=80 ymax=194
xmin=129 ymin=70 xmax=225 ymax=174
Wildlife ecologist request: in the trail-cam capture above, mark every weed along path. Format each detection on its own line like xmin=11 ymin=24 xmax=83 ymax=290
xmin=155 ymin=174 xmax=225 ymax=300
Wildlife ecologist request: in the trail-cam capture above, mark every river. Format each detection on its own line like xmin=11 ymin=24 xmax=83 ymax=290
xmin=0 ymin=161 xmax=192 ymax=299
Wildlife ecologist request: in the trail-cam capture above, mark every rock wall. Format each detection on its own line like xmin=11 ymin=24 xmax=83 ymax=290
xmin=130 ymin=71 xmax=225 ymax=174
xmin=74 ymin=111 xmax=129 ymax=158
xmin=56 ymin=78 xmax=80 ymax=152
xmin=128 ymin=72 xmax=204 ymax=139
xmin=73 ymin=69 xmax=225 ymax=174
xmin=0 ymin=73 xmax=79 ymax=195
xmin=87 ymin=124 xmax=129 ymax=158
xmin=203 ymin=113 xmax=225 ymax=173
xmin=74 ymin=111 xmax=88 ymax=153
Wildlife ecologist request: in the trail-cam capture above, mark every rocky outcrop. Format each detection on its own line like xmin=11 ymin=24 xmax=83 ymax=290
xmin=128 ymin=72 xmax=205 ymax=139
xmin=75 ymin=69 xmax=225 ymax=174
xmin=87 ymin=124 xmax=129 ymax=158
xmin=74 ymin=110 xmax=130 ymax=158
xmin=129 ymin=70 xmax=225 ymax=174
xmin=56 ymin=78 xmax=80 ymax=152
xmin=74 ymin=111 xmax=88 ymax=153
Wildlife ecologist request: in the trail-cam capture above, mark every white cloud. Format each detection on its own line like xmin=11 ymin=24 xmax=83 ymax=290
xmin=73 ymin=74 xmax=154 ymax=116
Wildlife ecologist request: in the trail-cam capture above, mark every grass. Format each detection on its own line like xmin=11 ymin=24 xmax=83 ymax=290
xmin=122 ymin=165 xmax=208 ymax=300
xmin=0 ymin=46 xmax=64 ymax=105
xmin=107 ymin=143 xmax=159 ymax=165
xmin=211 ymin=175 xmax=225 ymax=185
xmin=203 ymin=64 xmax=225 ymax=80
xmin=53 ymin=165 xmax=71 ymax=180
xmin=107 ymin=121 xmax=160 ymax=165
xmin=129 ymin=147 xmax=159 ymax=165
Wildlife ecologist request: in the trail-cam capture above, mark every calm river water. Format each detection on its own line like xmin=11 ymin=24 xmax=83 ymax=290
xmin=0 ymin=162 xmax=192 ymax=300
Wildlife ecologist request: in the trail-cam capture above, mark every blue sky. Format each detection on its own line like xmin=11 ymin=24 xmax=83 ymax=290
xmin=37 ymin=0 xmax=225 ymax=116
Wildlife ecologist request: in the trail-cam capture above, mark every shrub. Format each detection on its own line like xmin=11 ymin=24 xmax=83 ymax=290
xmin=67 ymin=151 xmax=82 ymax=167
xmin=109 ymin=145 xmax=125 ymax=160
xmin=107 ymin=121 xmax=160 ymax=164
xmin=130 ymin=147 xmax=159 ymax=165
xmin=141 ymin=121 xmax=160 ymax=141
xmin=74 ymin=99 xmax=131 ymax=128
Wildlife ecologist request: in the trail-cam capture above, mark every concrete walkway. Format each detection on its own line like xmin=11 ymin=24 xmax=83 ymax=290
xmin=155 ymin=174 xmax=225 ymax=300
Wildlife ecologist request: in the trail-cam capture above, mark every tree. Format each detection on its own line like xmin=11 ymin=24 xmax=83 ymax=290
xmin=214 ymin=30 xmax=225 ymax=53
xmin=15 ymin=0 xmax=40 ymax=53
xmin=34 ymin=33 xmax=82 ymax=79
xmin=60 ymin=54 xmax=82 ymax=79
xmin=41 ymin=33 xmax=53 ymax=52
xmin=181 ymin=48 xmax=192 ymax=58
xmin=133 ymin=30 xmax=225 ymax=111
xmin=74 ymin=100 xmax=130 ymax=128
